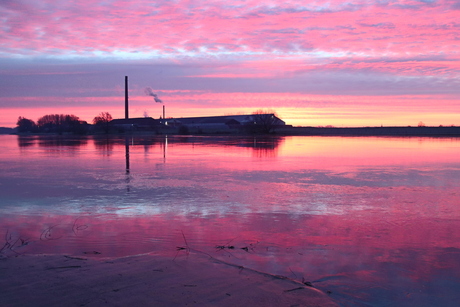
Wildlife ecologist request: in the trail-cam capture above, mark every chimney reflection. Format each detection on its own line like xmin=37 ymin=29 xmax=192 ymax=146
xmin=125 ymin=137 xmax=131 ymax=193
xmin=125 ymin=137 xmax=130 ymax=174
xmin=163 ymin=135 xmax=167 ymax=161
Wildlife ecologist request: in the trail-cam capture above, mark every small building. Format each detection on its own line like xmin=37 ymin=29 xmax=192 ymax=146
xmin=110 ymin=117 xmax=161 ymax=131
xmin=164 ymin=114 xmax=285 ymax=133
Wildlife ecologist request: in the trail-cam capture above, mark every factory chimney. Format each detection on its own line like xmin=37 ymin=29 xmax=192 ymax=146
xmin=124 ymin=76 xmax=129 ymax=119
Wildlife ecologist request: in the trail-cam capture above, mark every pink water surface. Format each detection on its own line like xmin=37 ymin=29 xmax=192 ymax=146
xmin=1 ymin=135 xmax=459 ymax=306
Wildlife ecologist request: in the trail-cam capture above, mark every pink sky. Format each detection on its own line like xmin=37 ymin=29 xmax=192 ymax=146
xmin=1 ymin=0 xmax=459 ymax=127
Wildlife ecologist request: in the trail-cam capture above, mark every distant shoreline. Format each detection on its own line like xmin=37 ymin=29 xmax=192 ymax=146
xmin=275 ymin=126 xmax=460 ymax=136
xmin=2 ymin=126 xmax=460 ymax=137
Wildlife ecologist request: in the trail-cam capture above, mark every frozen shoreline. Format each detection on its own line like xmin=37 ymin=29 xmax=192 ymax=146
xmin=0 ymin=252 xmax=338 ymax=306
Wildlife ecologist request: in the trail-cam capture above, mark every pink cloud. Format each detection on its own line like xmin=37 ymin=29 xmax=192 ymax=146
xmin=185 ymin=73 xmax=273 ymax=78
xmin=1 ymin=0 xmax=458 ymax=57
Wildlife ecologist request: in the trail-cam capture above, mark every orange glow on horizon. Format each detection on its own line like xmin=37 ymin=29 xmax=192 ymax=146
xmin=2 ymin=92 xmax=458 ymax=128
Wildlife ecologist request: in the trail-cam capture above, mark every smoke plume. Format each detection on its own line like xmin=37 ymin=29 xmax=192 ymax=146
xmin=144 ymin=87 xmax=163 ymax=103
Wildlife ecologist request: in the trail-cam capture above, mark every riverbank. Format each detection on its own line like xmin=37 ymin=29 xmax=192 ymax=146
xmin=0 ymin=252 xmax=338 ymax=306
xmin=276 ymin=126 xmax=460 ymax=136
xmin=4 ymin=125 xmax=460 ymax=137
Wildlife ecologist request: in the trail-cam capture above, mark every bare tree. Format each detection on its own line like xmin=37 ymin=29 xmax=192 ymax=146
xmin=92 ymin=112 xmax=113 ymax=133
xmin=37 ymin=114 xmax=86 ymax=134
xmin=250 ymin=109 xmax=282 ymax=134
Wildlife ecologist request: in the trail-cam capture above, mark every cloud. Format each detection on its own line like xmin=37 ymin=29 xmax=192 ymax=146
xmin=0 ymin=0 xmax=458 ymax=57
xmin=358 ymin=22 xmax=395 ymax=29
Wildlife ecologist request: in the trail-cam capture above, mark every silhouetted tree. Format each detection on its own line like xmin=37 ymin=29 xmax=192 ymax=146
xmin=92 ymin=112 xmax=113 ymax=133
xmin=16 ymin=117 xmax=37 ymax=133
xmin=37 ymin=114 xmax=87 ymax=134
xmin=249 ymin=109 xmax=282 ymax=134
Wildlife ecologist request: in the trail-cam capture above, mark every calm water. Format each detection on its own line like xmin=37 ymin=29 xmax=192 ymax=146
xmin=1 ymin=134 xmax=459 ymax=306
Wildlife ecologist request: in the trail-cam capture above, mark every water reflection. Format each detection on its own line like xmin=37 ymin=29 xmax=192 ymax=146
xmin=17 ymin=135 xmax=35 ymax=148
xmin=36 ymin=135 xmax=88 ymax=147
xmin=17 ymin=135 xmax=89 ymax=148
xmin=19 ymin=135 xmax=283 ymax=158
xmin=125 ymin=137 xmax=130 ymax=174
xmin=93 ymin=137 xmax=115 ymax=156
xmin=1 ymin=135 xmax=460 ymax=306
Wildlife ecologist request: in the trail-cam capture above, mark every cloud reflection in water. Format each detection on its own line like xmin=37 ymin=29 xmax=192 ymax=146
xmin=1 ymin=135 xmax=460 ymax=306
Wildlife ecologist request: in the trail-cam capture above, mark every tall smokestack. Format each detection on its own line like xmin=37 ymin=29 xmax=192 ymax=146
xmin=163 ymin=105 xmax=165 ymax=120
xmin=124 ymin=76 xmax=129 ymax=119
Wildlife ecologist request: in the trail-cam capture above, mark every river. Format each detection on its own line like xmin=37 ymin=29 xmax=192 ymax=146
xmin=1 ymin=134 xmax=459 ymax=306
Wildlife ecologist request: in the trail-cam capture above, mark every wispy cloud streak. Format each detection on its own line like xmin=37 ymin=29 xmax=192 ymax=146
xmin=1 ymin=1 xmax=458 ymax=58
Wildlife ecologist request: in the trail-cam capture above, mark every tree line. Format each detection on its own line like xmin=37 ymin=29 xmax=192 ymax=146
xmin=16 ymin=112 xmax=112 ymax=134
xmin=16 ymin=110 xmax=281 ymax=134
